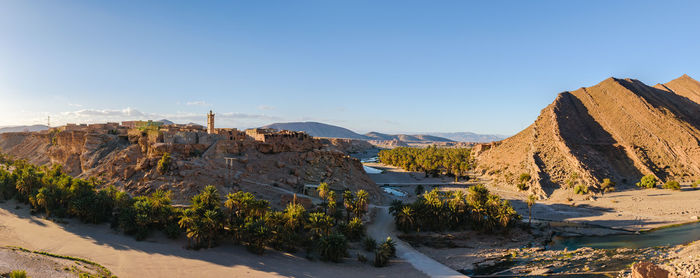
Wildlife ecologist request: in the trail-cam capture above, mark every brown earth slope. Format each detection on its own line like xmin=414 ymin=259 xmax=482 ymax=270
xmin=0 ymin=129 xmax=380 ymax=205
xmin=476 ymin=75 xmax=700 ymax=197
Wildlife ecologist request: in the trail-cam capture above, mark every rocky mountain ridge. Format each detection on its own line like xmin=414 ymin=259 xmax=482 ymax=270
xmin=475 ymin=75 xmax=700 ymax=197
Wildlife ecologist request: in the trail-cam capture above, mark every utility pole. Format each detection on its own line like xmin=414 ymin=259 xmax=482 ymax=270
xmin=47 ymin=116 xmax=51 ymax=128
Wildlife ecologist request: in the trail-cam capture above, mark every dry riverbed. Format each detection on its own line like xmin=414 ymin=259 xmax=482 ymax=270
xmin=367 ymin=162 xmax=700 ymax=276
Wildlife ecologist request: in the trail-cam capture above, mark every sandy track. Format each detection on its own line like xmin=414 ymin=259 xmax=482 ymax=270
xmin=366 ymin=206 xmax=466 ymax=278
xmin=0 ymin=201 xmax=426 ymax=278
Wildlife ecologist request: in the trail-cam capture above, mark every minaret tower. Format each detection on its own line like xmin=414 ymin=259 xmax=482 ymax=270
xmin=207 ymin=110 xmax=215 ymax=134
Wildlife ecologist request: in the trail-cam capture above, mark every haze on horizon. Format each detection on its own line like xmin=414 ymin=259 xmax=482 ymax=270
xmin=1 ymin=0 xmax=699 ymax=135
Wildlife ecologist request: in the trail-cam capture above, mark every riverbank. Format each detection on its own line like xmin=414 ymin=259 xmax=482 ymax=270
xmin=443 ymin=183 xmax=700 ymax=233
xmin=365 ymin=161 xmax=700 ymax=276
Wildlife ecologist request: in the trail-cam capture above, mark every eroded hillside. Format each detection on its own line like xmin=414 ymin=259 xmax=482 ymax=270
xmin=0 ymin=126 xmax=380 ymax=205
xmin=476 ymin=75 xmax=700 ymax=197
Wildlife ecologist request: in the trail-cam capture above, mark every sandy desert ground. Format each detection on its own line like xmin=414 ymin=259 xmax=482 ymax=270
xmin=0 ymin=200 xmax=427 ymax=278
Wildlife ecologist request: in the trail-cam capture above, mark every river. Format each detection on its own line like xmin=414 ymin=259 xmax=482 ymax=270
xmin=464 ymin=221 xmax=700 ymax=277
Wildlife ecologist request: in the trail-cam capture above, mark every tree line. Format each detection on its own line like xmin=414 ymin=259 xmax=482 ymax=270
xmin=377 ymin=146 xmax=473 ymax=181
xmin=390 ymin=185 xmax=520 ymax=233
xmin=0 ymin=153 xmax=389 ymax=264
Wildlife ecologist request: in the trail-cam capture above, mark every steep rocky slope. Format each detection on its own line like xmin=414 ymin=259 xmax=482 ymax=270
xmin=0 ymin=129 xmax=380 ymax=205
xmin=476 ymin=75 xmax=700 ymax=197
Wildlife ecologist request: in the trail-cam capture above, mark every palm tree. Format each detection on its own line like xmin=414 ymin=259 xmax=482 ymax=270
xmin=35 ymin=186 xmax=51 ymax=217
xmin=317 ymin=182 xmax=330 ymax=200
xmin=178 ymin=208 xmax=200 ymax=248
xmin=354 ymin=190 xmax=369 ymax=219
xmin=284 ymin=202 xmax=306 ymax=233
xmin=327 ymin=191 xmax=337 ymax=215
xmin=342 ymin=190 xmax=355 ymax=221
xmin=15 ymin=167 xmax=40 ymax=200
xmin=467 ymin=185 xmax=489 ymax=227
xmin=526 ymin=194 xmax=537 ymax=226
xmin=198 ymin=185 xmax=221 ymax=210
xmin=448 ymin=191 xmax=468 ymax=228
xmin=307 ymin=212 xmax=333 ymax=238
xmin=202 ymin=209 xmax=220 ymax=248
xmin=496 ymin=199 xmax=517 ymax=229
xmin=395 ymin=206 xmax=414 ymax=233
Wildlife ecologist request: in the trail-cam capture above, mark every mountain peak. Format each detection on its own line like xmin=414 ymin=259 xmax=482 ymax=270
xmin=476 ymin=75 xmax=700 ymax=197
xmin=675 ymin=73 xmax=698 ymax=83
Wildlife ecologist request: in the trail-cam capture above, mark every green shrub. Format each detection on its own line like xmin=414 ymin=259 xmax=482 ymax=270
xmin=318 ymin=233 xmax=348 ymax=262
xmin=357 ymin=253 xmax=368 ymax=263
xmin=516 ymin=183 xmax=528 ymax=191
xmin=663 ymin=180 xmax=680 ymax=190
xmin=573 ymin=184 xmax=589 ymax=195
xmin=9 ymin=270 xmax=27 ymax=278
xmin=373 ymin=248 xmax=390 ymax=267
xmin=363 ymin=237 xmax=377 ymax=252
xmin=157 ymin=152 xmax=172 ymax=174
xmin=600 ymin=178 xmax=615 ymax=193
xmin=342 ymin=217 xmax=365 ymax=241
xmin=373 ymin=237 xmax=397 ymax=267
xmin=692 ymin=179 xmax=700 ymax=188
xmin=636 ymin=174 xmax=658 ymax=189
xmin=518 ymin=173 xmax=531 ymax=183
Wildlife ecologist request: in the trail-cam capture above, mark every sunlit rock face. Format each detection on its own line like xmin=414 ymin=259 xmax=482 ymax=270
xmin=475 ymin=75 xmax=700 ymax=197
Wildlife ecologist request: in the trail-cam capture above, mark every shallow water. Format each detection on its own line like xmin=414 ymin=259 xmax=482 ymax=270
xmin=382 ymin=187 xmax=407 ymax=197
xmin=363 ymin=165 xmax=383 ymax=174
xmin=464 ymin=222 xmax=700 ymax=277
xmin=551 ymin=221 xmax=700 ymax=250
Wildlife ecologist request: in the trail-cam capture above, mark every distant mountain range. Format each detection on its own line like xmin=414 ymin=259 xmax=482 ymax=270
xmin=0 ymin=125 xmax=49 ymax=134
xmin=364 ymin=132 xmax=454 ymax=142
xmin=261 ymin=122 xmax=504 ymax=143
xmin=425 ymin=132 xmax=506 ymax=143
xmin=0 ymin=121 xmax=504 ymax=143
xmin=263 ymin=122 xmax=367 ymax=140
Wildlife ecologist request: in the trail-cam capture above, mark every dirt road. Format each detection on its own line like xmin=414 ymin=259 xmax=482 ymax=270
xmin=366 ymin=206 xmax=466 ymax=278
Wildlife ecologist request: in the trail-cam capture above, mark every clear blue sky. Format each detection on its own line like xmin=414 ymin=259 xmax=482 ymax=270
xmin=1 ymin=1 xmax=699 ymax=135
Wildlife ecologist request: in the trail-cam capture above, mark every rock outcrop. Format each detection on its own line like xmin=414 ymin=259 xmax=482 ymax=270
xmin=631 ymin=262 xmax=669 ymax=278
xmin=0 ymin=128 xmax=380 ymax=205
xmin=476 ymin=75 xmax=700 ymax=197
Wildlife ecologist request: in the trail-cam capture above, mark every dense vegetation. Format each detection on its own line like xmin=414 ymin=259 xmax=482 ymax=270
xmin=0 ymin=153 xmax=382 ymax=263
xmin=390 ymin=185 xmax=520 ymax=233
xmin=378 ymin=146 xmax=473 ymax=181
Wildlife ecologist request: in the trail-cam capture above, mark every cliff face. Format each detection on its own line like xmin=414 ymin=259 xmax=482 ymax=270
xmin=0 ymin=129 xmax=380 ymax=205
xmin=476 ymin=75 xmax=700 ymax=197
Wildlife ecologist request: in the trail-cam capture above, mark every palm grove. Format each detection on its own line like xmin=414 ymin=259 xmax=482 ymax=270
xmin=390 ymin=185 xmax=520 ymax=233
xmin=378 ymin=146 xmax=473 ymax=181
xmin=0 ymin=152 xmax=393 ymax=264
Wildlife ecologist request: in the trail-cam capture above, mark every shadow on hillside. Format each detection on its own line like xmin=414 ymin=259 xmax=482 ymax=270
xmin=556 ymin=92 xmax=645 ymax=187
xmin=0 ymin=200 xmax=402 ymax=277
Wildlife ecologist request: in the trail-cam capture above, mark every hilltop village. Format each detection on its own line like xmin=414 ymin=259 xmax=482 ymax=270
xmin=0 ymin=110 xmax=379 ymax=206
